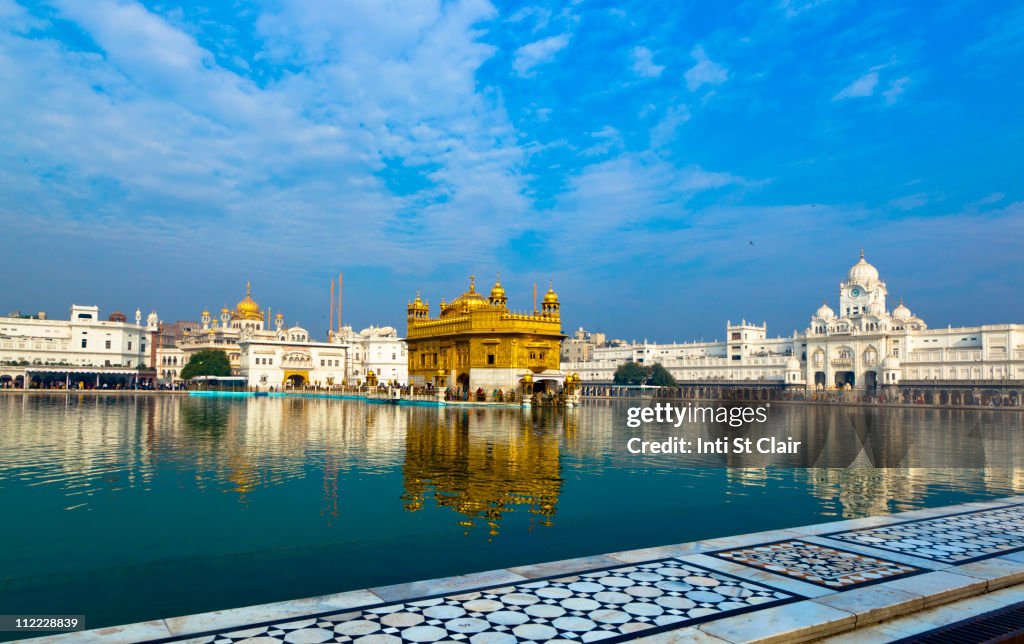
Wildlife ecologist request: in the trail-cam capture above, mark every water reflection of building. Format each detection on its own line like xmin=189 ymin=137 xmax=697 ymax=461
xmin=402 ymin=407 xmax=564 ymax=537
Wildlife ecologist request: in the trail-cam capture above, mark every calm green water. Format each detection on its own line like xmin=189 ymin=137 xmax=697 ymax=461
xmin=2 ymin=393 xmax=1024 ymax=637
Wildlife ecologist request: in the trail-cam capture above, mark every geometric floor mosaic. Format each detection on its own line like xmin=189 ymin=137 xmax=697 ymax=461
xmin=825 ymin=504 xmax=1024 ymax=565
xmin=151 ymin=559 xmax=799 ymax=643
xmin=706 ymin=540 xmax=923 ymax=589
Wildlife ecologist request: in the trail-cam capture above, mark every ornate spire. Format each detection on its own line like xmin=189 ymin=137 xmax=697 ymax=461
xmin=860 ymin=248 xmax=865 ymax=259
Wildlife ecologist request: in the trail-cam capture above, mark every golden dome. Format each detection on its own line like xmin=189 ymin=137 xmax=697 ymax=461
xmin=220 ymin=306 xmax=230 ymax=314
xmin=442 ymin=276 xmax=490 ymax=317
xmin=489 ymin=274 xmax=506 ymax=300
xmin=234 ymin=282 xmax=263 ymax=321
xmin=543 ymin=280 xmax=559 ymax=304
xmin=409 ymin=290 xmax=428 ymax=311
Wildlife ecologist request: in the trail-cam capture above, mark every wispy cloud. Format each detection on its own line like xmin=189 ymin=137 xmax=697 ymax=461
xmin=887 ymin=192 xmax=929 ymax=211
xmin=833 ymin=71 xmax=878 ymax=100
xmin=650 ymin=105 xmax=691 ymax=149
xmin=685 ymin=45 xmax=729 ymax=92
xmin=882 ymin=76 xmax=910 ymax=104
xmin=631 ymin=46 xmax=664 ymax=78
xmin=513 ymin=33 xmax=571 ymax=77
xmin=581 ymin=126 xmax=624 ymax=157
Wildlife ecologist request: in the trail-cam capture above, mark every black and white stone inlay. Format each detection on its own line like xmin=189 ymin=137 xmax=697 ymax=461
xmin=708 ymin=540 xmax=922 ymax=589
xmin=152 ymin=559 xmax=799 ymax=643
xmin=825 ymin=504 xmax=1024 ymax=564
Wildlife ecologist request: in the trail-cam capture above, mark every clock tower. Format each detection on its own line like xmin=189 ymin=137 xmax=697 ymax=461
xmin=839 ymin=249 xmax=888 ymax=320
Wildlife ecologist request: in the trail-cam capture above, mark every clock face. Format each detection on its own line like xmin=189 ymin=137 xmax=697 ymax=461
xmin=850 ymin=288 xmax=861 ymax=297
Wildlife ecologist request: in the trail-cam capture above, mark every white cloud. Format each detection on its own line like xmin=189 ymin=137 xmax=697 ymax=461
xmin=512 ymin=33 xmax=571 ymax=77
xmin=882 ymin=76 xmax=910 ymax=104
xmin=631 ymin=46 xmax=664 ymax=78
xmin=507 ymin=6 xmax=552 ymax=31
xmin=650 ymin=104 xmax=691 ymax=148
xmin=887 ymin=192 xmax=929 ymax=211
xmin=581 ymin=126 xmax=623 ymax=157
xmin=684 ymin=45 xmax=728 ymax=92
xmin=0 ymin=0 xmax=535 ymax=275
xmin=833 ymin=71 xmax=879 ymax=100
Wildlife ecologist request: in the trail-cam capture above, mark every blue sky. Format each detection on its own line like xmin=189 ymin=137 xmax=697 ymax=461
xmin=0 ymin=0 xmax=1021 ymax=342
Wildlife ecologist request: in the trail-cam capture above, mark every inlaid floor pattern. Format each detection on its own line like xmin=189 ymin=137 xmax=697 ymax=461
xmin=707 ymin=539 xmax=922 ymax=589
xmin=157 ymin=559 xmax=798 ymax=643
xmin=826 ymin=504 xmax=1024 ymax=564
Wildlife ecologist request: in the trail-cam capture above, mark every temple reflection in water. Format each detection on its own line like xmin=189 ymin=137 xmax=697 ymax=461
xmin=401 ymin=407 xmax=570 ymax=537
xmin=4 ymin=394 xmax=1024 ymax=532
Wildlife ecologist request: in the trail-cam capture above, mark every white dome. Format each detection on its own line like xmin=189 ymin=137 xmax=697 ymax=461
xmin=785 ymin=357 xmax=801 ymax=371
xmin=815 ymin=300 xmax=835 ymax=320
xmin=892 ymin=299 xmax=912 ymax=321
xmin=882 ymin=356 xmax=900 ymax=370
xmin=867 ymin=300 xmax=885 ymax=316
xmin=847 ymin=249 xmax=880 ymax=285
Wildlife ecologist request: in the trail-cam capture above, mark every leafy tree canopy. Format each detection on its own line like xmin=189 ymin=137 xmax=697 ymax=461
xmin=613 ymin=362 xmax=677 ymax=386
xmin=613 ymin=361 xmax=648 ymax=385
xmin=180 ymin=349 xmax=232 ymax=380
xmin=648 ymin=363 xmax=677 ymax=386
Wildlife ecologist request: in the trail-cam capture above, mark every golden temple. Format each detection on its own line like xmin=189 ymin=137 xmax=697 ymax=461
xmin=406 ymin=276 xmax=566 ymax=394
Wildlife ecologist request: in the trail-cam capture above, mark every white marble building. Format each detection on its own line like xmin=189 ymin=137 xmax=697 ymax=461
xmin=571 ymin=251 xmax=1023 ymax=392
xmin=0 ymin=305 xmax=159 ymax=388
xmin=154 ymin=282 xmax=353 ymax=389
xmin=334 ymin=324 xmax=408 ymax=386
xmin=154 ymin=283 xmax=408 ymax=388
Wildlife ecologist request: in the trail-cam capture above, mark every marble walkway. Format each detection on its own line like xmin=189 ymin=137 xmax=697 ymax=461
xmin=28 ymin=496 xmax=1024 ymax=644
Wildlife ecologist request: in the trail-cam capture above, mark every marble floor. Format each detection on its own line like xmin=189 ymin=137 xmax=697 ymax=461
xmin=159 ymin=559 xmax=798 ymax=643
xmin=706 ymin=539 xmax=923 ymax=589
xmin=825 ymin=503 xmax=1024 ymax=564
xmin=31 ymin=497 xmax=1024 ymax=644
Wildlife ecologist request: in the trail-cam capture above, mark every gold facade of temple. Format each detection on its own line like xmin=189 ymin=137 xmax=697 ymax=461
xmin=406 ymin=276 xmax=566 ymax=393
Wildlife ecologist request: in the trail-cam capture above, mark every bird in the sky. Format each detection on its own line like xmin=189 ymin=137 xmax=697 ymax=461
xmin=749 ymin=240 xmax=756 ymax=246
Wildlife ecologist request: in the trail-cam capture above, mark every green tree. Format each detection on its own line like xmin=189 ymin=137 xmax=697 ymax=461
xmin=180 ymin=349 xmax=232 ymax=380
xmin=613 ymin=361 xmax=648 ymax=385
xmin=648 ymin=363 xmax=677 ymax=386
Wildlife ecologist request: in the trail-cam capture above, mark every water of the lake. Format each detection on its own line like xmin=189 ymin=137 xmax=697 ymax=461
xmin=2 ymin=393 xmax=1024 ymax=637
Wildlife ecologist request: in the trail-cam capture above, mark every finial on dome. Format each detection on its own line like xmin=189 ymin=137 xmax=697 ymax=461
xmin=469 ymin=275 xmax=475 ymax=291
xmin=860 ymin=248 xmax=865 ymax=259
xmin=246 ymin=281 xmax=252 ymax=295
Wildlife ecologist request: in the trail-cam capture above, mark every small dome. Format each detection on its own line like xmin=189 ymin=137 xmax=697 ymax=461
xmin=490 ymin=274 xmax=506 ymax=301
xmin=202 ymin=309 xmax=210 ymax=317
xmin=866 ymin=300 xmax=885 ymax=315
xmin=882 ymin=356 xmax=900 ymax=370
xmin=892 ymin=298 xmax=912 ymax=321
xmin=815 ymin=300 xmax=835 ymax=320
xmin=543 ymin=281 xmax=559 ymax=304
xmin=234 ymin=282 xmax=263 ymax=321
xmin=409 ymin=290 xmax=428 ymax=311
xmin=785 ymin=357 xmax=801 ymax=371
xmin=221 ymin=307 xmax=230 ymax=314
xmin=847 ymin=249 xmax=880 ymax=285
